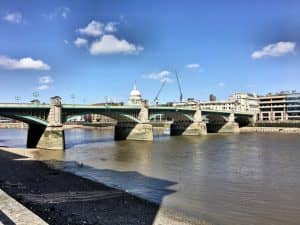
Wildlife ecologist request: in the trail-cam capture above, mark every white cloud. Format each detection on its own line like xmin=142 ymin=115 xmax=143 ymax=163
xmin=89 ymin=35 xmax=143 ymax=55
xmin=39 ymin=75 xmax=53 ymax=84
xmin=3 ymin=12 xmax=22 ymax=24
xmin=60 ymin=7 xmax=70 ymax=19
xmin=37 ymin=84 xmax=50 ymax=90
xmin=105 ymin=22 xmax=117 ymax=32
xmin=0 ymin=56 xmax=50 ymax=70
xmin=74 ymin=37 xmax=88 ymax=47
xmin=186 ymin=63 xmax=200 ymax=69
xmin=37 ymin=75 xmax=53 ymax=90
xmin=45 ymin=7 xmax=70 ymax=20
xmin=251 ymin=41 xmax=296 ymax=59
xmin=218 ymin=82 xmax=225 ymax=87
xmin=143 ymin=70 xmax=172 ymax=83
xmin=78 ymin=20 xmax=104 ymax=37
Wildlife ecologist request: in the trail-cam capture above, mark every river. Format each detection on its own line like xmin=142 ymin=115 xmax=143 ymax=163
xmin=1 ymin=128 xmax=300 ymax=225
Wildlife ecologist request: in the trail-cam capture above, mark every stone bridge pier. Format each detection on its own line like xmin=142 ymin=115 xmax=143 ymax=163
xmin=32 ymin=96 xmax=65 ymax=150
xmin=114 ymin=103 xmax=153 ymax=141
xmin=170 ymin=108 xmax=207 ymax=136
xmin=217 ymin=113 xmax=240 ymax=133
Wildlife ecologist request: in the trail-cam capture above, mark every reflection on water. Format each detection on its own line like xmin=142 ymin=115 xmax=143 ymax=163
xmin=1 ymin=128 xmax=300 ymax=225
xmin=0 ymin=128 xmax=27 ymax=147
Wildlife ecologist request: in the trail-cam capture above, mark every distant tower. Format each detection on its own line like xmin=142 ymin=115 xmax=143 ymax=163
xmin=209 ymin=94 xmax=216 ymax=101
xmin=128 ymin=83 xmax=143 ymax=105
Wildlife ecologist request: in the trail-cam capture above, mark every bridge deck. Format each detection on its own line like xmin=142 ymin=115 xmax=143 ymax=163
xmin=0 ymin=104 xmax=253 ymax=116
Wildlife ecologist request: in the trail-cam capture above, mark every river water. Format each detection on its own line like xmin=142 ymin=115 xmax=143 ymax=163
xmin=1 ymin=128 xmax=300 ymax=225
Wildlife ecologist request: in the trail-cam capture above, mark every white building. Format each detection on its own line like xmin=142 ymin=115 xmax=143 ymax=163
xmin=128 ymin=84 xmax=143 ymax=105
xmin=199 ymin=100 xmax=239 ymax=111
xmin=173 ymin=93 xmax=260 ymax=113
xmin=229 ymin=93 xmax=259 ymax=113
xmin=173 ymin=98 xmax=239 ymax=111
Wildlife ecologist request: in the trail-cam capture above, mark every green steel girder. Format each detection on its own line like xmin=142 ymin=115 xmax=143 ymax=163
xmin=63 ymin=108 xmax=141 ymax=123
xmin=0 ymin=113 xmax=48 ymax=126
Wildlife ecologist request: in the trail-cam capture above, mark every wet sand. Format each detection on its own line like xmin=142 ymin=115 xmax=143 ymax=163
xmin=0 ymin=147 xmax=211 ymax=225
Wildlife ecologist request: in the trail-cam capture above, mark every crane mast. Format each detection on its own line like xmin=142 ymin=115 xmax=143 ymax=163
xmin=175 ymin=71 xmax=183 ymax=102
xmin=153 ymin=79 xmax=167 ymax=105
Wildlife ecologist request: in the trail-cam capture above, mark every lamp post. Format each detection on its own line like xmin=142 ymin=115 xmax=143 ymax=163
xmin=33 ymin=92 xmax=39 ymax=98
xmin=15 ymin=96 xmax=21 ymax=103
xmin=32 ymin=92 xmax=40 ymax=104
xmin=70 ymin=94 xmax=75 ymax=105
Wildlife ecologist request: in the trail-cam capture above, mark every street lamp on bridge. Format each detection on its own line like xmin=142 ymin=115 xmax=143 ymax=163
xmin=15 ymin=96 xmax=21 ymax=103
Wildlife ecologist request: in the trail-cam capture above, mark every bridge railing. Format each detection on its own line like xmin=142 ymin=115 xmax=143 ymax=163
xmin=0 ymin=103 xmax=50 ymax=108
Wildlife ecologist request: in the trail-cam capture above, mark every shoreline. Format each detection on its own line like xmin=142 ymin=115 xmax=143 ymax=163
xmin=2 ymin=123 xmax=300 ymax=134
xmin=0 ymin=147 xmax=211 ymax=225
xmin=240 ymin=126 xmax=300 ymax=134
xmin=0 ymin=122 xmax=27 ymax=129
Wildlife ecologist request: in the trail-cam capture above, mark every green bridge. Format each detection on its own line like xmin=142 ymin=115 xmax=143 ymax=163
xmin=0 ymin=96 xmax=255 ymax=150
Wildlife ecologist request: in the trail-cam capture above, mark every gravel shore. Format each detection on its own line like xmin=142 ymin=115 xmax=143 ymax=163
xmin=0 ymin=148 xmax=211 ymax=225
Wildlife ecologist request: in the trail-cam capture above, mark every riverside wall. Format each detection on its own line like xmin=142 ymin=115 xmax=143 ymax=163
xmin=0 ymin=123 xmax=27 ymax=128
xmin=240 ymin=126 xmax=300 ymax=134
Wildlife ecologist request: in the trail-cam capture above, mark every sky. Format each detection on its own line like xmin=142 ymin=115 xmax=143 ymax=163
xmin=0 ymin=0 xmax=300 ymax=104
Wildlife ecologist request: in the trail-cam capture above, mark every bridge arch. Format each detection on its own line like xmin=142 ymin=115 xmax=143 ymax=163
xmin=63 ymin=111 xmax=141 ymax=124
xmin=149 ymin=110 xmax=194 ymax=123
xmin=0 ymin=113 xmax=48 ymax=126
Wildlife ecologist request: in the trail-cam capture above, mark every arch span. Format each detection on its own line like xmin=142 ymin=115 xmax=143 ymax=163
xmin=0 ymin=113 xmax=48 ymax=126
xmin=149 ymin=111 xmax=194 ymax=122
xmin=64 ymin=112 xmax=140 ymax=124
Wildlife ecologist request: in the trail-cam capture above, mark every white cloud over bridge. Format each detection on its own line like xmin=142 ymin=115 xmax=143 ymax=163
xmin=0 ymin=55 xmax=50 ymax=70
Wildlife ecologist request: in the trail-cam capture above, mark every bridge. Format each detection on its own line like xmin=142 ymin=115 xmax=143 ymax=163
xmin=0 ymin=96 xmax=255 ymax=150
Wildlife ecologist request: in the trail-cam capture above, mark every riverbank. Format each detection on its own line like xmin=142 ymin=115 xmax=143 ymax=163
xmin=0 ymin=122 xmax=27 ymax=128
xmin=0 ymin=147 xmax=211 ymax=225
xmin=63 ymin=124 xmax=114 ymax=130
xmin=240 ymin=126 xmax=300 ymax=133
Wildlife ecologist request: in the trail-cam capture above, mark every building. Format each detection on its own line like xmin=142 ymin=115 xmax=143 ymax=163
xmin=173 ymin=92 xmax=260 ymax=113
xmin=229 ymin=93 xmax=259 ymax=113
xmin=128 ymin=84 xmax=143 ymax=105
xmin=90 ymin=114 xmax=116 ymax=124
xmin=199 ymin=100 xmax=239 ymax=111
xmin=286 ymin=93 xmax=300 ymax=120
xmin=258 ymin=91 xmax=300 ymax=121
xmin=0 ymin=116 xmax=12 ymax=123
xmin=173 ymin=98 xmax=239 ymax=111
xmin=30 ymin=99 xmax=41 ymax=104
xmin=209 ymin=94 xmax=216 ymax=101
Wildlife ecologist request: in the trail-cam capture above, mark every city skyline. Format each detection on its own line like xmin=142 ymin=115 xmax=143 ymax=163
xmin=1 ymin=0 xmax=300 ymax=103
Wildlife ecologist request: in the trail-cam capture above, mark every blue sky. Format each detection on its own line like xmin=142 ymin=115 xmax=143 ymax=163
xmin=0 ymin=0 xmax=299 ymax=104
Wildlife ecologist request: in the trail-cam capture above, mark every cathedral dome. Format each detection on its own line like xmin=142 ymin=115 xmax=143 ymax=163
xmin=128 ymin=84 xmax=142 ymax=105
xmin=130 ymin=85 xmax=141 ymax=97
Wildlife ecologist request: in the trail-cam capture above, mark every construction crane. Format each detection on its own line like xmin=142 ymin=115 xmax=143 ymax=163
xmin=175 ymin=70 xmax=183 ymax=102
xmin=153 ymin=79 xmax=167 ymax=105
